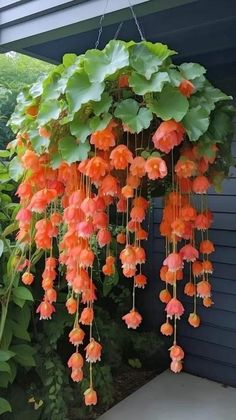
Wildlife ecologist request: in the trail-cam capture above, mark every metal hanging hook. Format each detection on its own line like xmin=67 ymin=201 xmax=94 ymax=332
xmin=128 ymin=0 xmax=145 ymax=41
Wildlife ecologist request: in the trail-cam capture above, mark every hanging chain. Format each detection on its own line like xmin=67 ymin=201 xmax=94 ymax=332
xmin=128 ymin=0 xmax=145 ymax=41
xmin=95 ymin=0 xmax=145 ymax=49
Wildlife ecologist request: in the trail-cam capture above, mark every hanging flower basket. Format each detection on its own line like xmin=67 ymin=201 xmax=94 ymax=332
xmin=8 ymin=40 xmax=235 ymax=405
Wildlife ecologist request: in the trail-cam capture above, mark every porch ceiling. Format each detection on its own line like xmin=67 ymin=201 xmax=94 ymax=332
xmin=0 ymin=0 xmax=236 ymax=82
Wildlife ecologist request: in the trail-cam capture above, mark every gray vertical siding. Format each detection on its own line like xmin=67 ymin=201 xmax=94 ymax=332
xmin=142 ymin=120 xmax=236 ymax=387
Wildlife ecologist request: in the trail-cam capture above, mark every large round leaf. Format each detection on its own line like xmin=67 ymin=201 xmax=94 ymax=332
xmin=150 ymin=85 xmax=189 ymax=121
xmin=37 ymin=99 xmax=61 ymax=125
xmin=59 ymin=135 xmax=91 ymax=163
xmin=183 ymin=106 xmax=209 ymax=141
xmin=129 ymin=71 xmax=170 ymax=95
xmin=114 ymin=99 xmax=152 ymax=133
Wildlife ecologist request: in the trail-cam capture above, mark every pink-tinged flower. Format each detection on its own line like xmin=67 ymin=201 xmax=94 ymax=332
xmin=67 ymin=352 xmax=84 ymax=369
xmin=188 ymin=312 xmax=200 ymax=328
xmin=134 ymin=274 xmax=147 ymax=289
xmin=197 ymin=280 xmax=211 ymax=298
xmin=45 ymin=288 xmax=57 ymax=303
xmin=178 ymin=79 xmax=194 ymax=97
xmin=97 ymin=228 xmax=111 ymax=247
xmin=77 ymin=220 xmax=94 ymax=238
xmin=71 ymin=368 xmax=83 ymax=382
xmin=85 ymin=339 xmax=102 ymax=363
xmin=122 ymin=309 xmax=142 ymax=329
xmin=184 ymin=282 xmax=196 ymax=297
xmin=170 ymin=344 xmax=185 ymax=361
xmin=36 ymin=299 xmax=55 ymax=320
xmin=170 ymin=360 xmax=183 ymax=373
xmin=145 ymin=157 xmax=167 ymax=180
xmin=163 ymin=253 xmax=183 ymax=272
xmin=79 ymin=307 xmax=94 ymax=325
xmin=16 ymin=208 xmax=32 ymax=223
xmin=69 ymin=327 xmax=85 ymax=346
xmin=152 ymin=120 xmax=185 ymax=154
xmin=160 ymin=322 xmax=173 ymax=336
xmin=180 ymin=244 xmax=199 ymax=262
xmin=192 ymin=175 xmax=210 ymax=194
xmin=80 ymin=197 xmax=96 ymax=216
xmin=165 ymin=298 xmax=184 ymax=319
xmin=110 ymin=145 xmax=133 ymax=170
xmin=21 ymin=271 xmax=34 ymax=285
xmin=84 ymin=388 xmax=97 ymax=406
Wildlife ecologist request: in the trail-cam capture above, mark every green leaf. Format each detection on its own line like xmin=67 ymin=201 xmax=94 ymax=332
xmin=0 ymin=361 xmax=11 ymax=374
xmin=92 ymin=92 xmax=113 ymax=116
xmin=9 ymin=156 xmax=24 ymax=181
xmin=37 ymin=100 xmax=61 ymax=125
xmin=42 ymin=72 xmax=66 ymax=101
xmin=29 ymin=74 xmax=48 ymax=98
xmin=183 ymin=105 xmax=209 ymax=141
xmin=13 ymin=286 xmax=34 ymax=302
xmin=10 ymin=344 xmax=36 ymax=367
xmin=0 ymin=350 xmax=15 ymax=362
xmin=70 ymin=119 xmax=92 ymax=143
xmin=179 ymin=62 xmax=206 ymax=80
xmin=63 ymin=53 xmax=78 ymax=67
xmin=12 ymin=321 xmax=31 ymax=341
xmin=66 ymin=70 xmax=104 ymax=114
xmin=114 ymin=99 xmax=152 ymax=133
xmin=50 ymin=151 xmax=62 ymax=169
xmin=29 ymin=129 xmax=50 ymax=153
xmin=84 ymin=40 xmax=129 ymax=83
xmin=0 ymin=239 xmax=4 ymax=257
xmin=2 ymin=221 xmax=18 ymax=237
xmin=129 ymin=71 xmax=170 ymax=95
xmin=89 ymin=113 xmax=112 ymax=132
xmin=59 ymin=136 xmax=91 ymax=163
xmin=129 ymin=42 xmax=175 ymax=80
xmin=0 ymin=398 xmax=12 ymax=415
xmin=0 ymin=150 xmax=10 ymax=158
xmin=150 ymin=85 xmax=189 ymax=121
xmin=168 ymin=68 xmax=183 ymax=86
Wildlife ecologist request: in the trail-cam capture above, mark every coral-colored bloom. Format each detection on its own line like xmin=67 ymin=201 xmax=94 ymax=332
xmin=118 ymin=74 xmax=129 ymax=88
xmin=101 ymin=175 xmax=119 ymax=196
xmin=202 ymin=260 xmax=213 ymax=274
xmin=130 ymin=206 xmax=146 ymax=222
xmin=81 ymin=197 xmax=96 ymax=216
xmin=199 ymin=240 xmax=215 ymax=255
xmin=180 ymin=244 xmax=199 ymax=262
xmin=36 ymin=299 xmax=55 ymax=320
xmin=165 ymin=298 xmax=184 ymax=319
xmin=180 ymin=205 xmax=197 ymax=221
xmin=134 ymin=274 xmax=147 ymax=289
xmin=67 ymin=352 xmax=84 ymax=369
xmin=170 ymin=345 xmax=184 ymax=361
xmin=130 ymin=156 xmax=146 ymax=178
xmin=160 ymin=321 xmax=173 ymax=336
xmin=184 ymin=282 xmax=196 ymax=297
xmin=79 ymin=307 xmax=94 ymax=325
xmin=86 ymin=156 xmax=108 ymax=181
xmin=120 ymin=245 xmax=136 ymax=268
xmin=21 ymin=150 xmax=40 ymax=171
xmin=159 ymin=289 xmax=172 ymax=303
xmin=85 ymin=339 xmax=102 ymax=363
xmin=122 ymin=309 xmax=142 ymax=329
xmin=145 ymin=157 xmax=167 ymax=180
xmin=175 ymin=158 xmax=196 ymax=178
xmin=110 ymin=145 xmax=133 ymax=169
xmin=179 ymin=79 xmax=194 ymax=97
xmin=71 ymin=368 xmax=83 ymax=382
xmin=203 ymin=296 xmax=214 ymax=308
xmin=195 ymin=213 xmax=211 ymax=231
xmin=84 ymin=388 xmax=97 ymax=406
xmin=66 ymin=297 xmax=77 ymax=314
xmin=117 ymin=232 xmax=126 ymax=244
xmin=197 ymin=280 xmax=211 ymax=298
xmin=170 ymin=360 xmax=183 ymax=373
xmin=152 ymin=120 xmax=185 ymax=154
xmin=69 ymin=327 xmax=85 ymax=346
xmin=90 ymin=120 xmax=117 ymax=151
xmin=171 ymin=218 xmax=185 ymax=237
xmin=163 ymin=253 xmax=183 ymax=272
xmin=16 ymin=208 xmax=32 ymax=223
xmin=45 ymin=288 xmax=57 ymax=303
xmin=21 ymin=272 xmax=34 ymax=285
xmin=121 ymin=185 xmax=134 ymax=198
xmin=192 ymin=260 xmax=203 ymax=277
xmin=97 ymin=228 xmax=111 ymax=247
xmin=188 ymin=313 xmax=200 ymax=328
xmin=79 ymin=248 xmax=95 ymax=268
xmin=192 ymin=175 xmax=210 ymax=194
xmin=77 ymin=220 xmax=94 ymax=238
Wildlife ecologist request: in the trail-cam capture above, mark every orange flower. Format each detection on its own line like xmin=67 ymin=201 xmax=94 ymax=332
xmin=188 ymin=313 xmax=200 ymax=328
xmin=79 ymin=307 xmax=94 ymax=325
xmin=197 ymin=280 xmax=211 ymax=298
xmin=160 ymin=321 xmax=173 ymax=336
xmin=71 ymin=368 xmax=83 ymax=382
xmin=121 ymin=185 xmax=134 ymax=198
xmin=16 ymin=181 xmax=32 ymax=200
xmin=117 ymin=232 xmax=126 ymax=244
xmin=21 ymin=272 xmax=34 ymax=285
xmin=66 ymin=297 xmax=77 ymax=315
xmin=45 ymin=288 xmax=57 ymax=303
xmin=180 ymin=205 xmax=196 ymax=221
xmin=160 ymin=265 xmax=168 ymax=281
xmin=178 ymin=79 xmax=194 ymax=97
xmin=39 ymin=126 xmax=51 ymax=137
xmin=152 ymin=120 xmax=185 ymax=154
xmin=202 ymin=259 xmax=213 ymax=274
xmin=26 ymin=104 xmax=38 ymax=117
xmin=85 ymin=339 xmax=102 ymax=363
xmin=50 ymin=212 xmax=62 ymax=226
xmin=118 ymin=74 xmax=129 ymax=88
xmin=130 ymin=206 xmax=146 ymax=222
xmin=192 ymin=260 xmax=203 ymax=277
xmin=84 ymin=388 xmax=97 ymax=406
xmin=79 ymin=248 xmax=95 ymax=268
xmin=163 ymin=253 xmax=183 ymax=272
xmin=67 ymin=352 xmax=84 ymax=369
xmin=122 ymin=309 xmax=142 ymax=329
xmin=130 ymin=156 xmax=146 ymax=177
xmin=77 ymin=220 xmax=94 ymax=238
xmin=180 ymin=244 xmax=199 ymax=262
xmin=192 ymin=175 xmax=210 ymax=194
xmin=101 ymin=175 xmax=119 ymax=196
xmin=199 ymin=240 xmax=215 ymax=254
xmin=165 ymin=298 xmax=184 ymax=319
xmin=120 ymin=245 xmax=136 ymax=268
xmin=184 ymin=282 xmax=196 ymax=297
xmin=145 ymin=157 xmax=167 ymax=180
xmin=126 ymin=174 xmax=140 ymax=188
xmin=21 ymin=150 xmax=40 ymax=171
xmin=195 ymin=213 xmax=211 ymax=231
xmin=134 ymin=273 xmax=147 ymax=289
xmin=171 ymin=218 xmax=185 ymax=237
xmin=69 ymin=327 xmax=85 ymax=345
xmin=102 ymin=263 xmax=114 ymax=276
xmin=203 ymin=296 xmax=214 ymax=307
xmin=36 ymin=299 xmax=55 ymax=320
xmin=110 ymin=145 xmax=133 ymax=169
xmin=159 ymin=289 xmax=172 ymax=303
xmin=136 ymin=228 xmax=148 ymax=240
xmin=170 ymin=360 xmax=183 ymax=373
xmin=97 ymin=229 xmax=111 ymax=247
xmin=170 ymin=345 xmax=184 ymax=361
xmin=175 ymin=158 xmax=197 ymax=178
xmin=90 ymin=120 xmax=117 ymax=151
xmin=85 ymin=157 xmax=108 ymax=181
